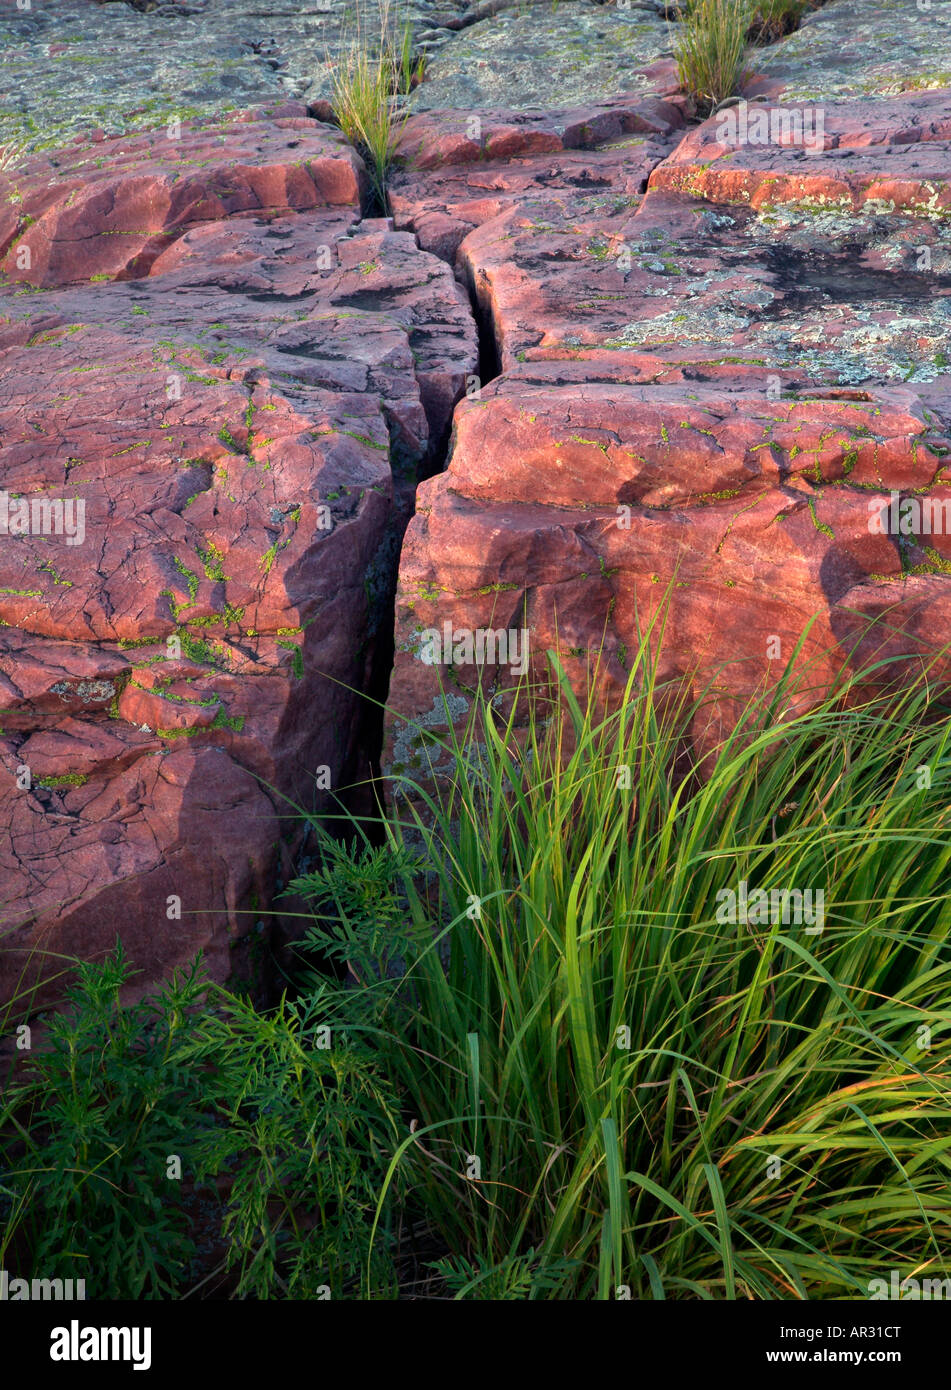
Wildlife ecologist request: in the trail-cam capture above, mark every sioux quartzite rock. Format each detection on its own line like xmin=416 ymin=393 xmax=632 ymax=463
xmin=383 ymin=91 xmax=951 ymax=790
xmin=0 ymin=108 xmax=477 ymax=1005
xmin=6 ymin=0 xmax=951 ymax=1002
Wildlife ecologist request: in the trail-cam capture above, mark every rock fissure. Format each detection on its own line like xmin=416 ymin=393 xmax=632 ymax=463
xmin=379 ymin=73 xmax=951 ymax=811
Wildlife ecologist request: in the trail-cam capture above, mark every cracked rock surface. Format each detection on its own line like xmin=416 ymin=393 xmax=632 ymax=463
xmin=3 ymin=0 xmax=951 ymax=1001
xmin=0 ymin=0 xmax=468 ymax=150
xmin=0 ymin=106 xmax=475 ymax=1003
xmin=382 ymin=88 xmax=951 ymax=792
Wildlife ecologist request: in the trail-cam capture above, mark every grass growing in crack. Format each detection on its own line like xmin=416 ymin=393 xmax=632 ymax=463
xmin=673 ymin=0 xmax=829 ymax=102
xmin=746 ymin=0 xmax=824 ymax=44
xmin=392 ymin=21 xmax=427 ymax=96
xmin=330 ymin=5 xmax=419 ymax=213
xmin=5 ymin=615 xmax=951 ymax=1298
xmin=295 ymin=614 xmax=951 ymax=1298
xmin=673 ymin=0 xmax=752 ymax=113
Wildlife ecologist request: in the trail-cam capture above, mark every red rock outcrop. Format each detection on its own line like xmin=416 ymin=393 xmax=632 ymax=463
xmin=5 ymin=74 xmax=951 ymax=1000
xmin=391 ymin=95 xmax=686 ymax=265
xmin=650 ymin=91 xmax=951 ymax=216
xmin=0 ymin=110 xmax=477 ymax=1005
xmin=384 ymin=92 xmax=951 ymax=790
xmin=0 ymin=107 xmax=365 ymax=288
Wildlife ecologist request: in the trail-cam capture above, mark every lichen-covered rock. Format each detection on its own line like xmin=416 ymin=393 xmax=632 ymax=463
xmin=409 ymin=2 xmax=680 ymax=112
xmin=0 ymin=0 xmax=468 ymax=152
xmin=0 ymin=107 xmax=367 ymax=288
xmin=764 ymin=0 xmax=951 ymax=103
xmin=392 ymin=94 xmax=951 ymax=396
xmin=651 ymin=90 xmax=951 ymax=216
xmin=4 ymin=0 xmax=950 ymax=164
xmin=7 ymin=0 xmax=951 ymax=1002
xmin=391 ymin=93 xmax=686 ymax=261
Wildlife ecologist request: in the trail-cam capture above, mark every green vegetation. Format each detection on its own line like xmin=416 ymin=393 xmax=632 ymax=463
xmin=329 ymin=4 xmax=419 ymax=211
xmin=746 ymin=0 xmax=820 ymax=44
xmin=297 ymin=631 xmax=951 ymax=1297
xmin=4 ymin=620 xmax=951 ymax=1299
xmin=673 ymin=0 xmax=751 ymax=113
xmin=0 ymin=947 xmax=401 ymax=1298
xmin=673 ymin=0 xmax=828 ymax=106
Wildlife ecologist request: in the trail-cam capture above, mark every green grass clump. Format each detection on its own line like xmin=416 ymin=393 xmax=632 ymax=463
xmin=5 ymin=613 xmax=951 ymax=1299
xmin=674 ymin=0 xmax=752 ymax=113
xmin=389 ymin=21 xmax=427 ymax=97
xmin=294 ymin=620 xmax=951 ymax=1298
xmin=329 ymin=7 xmax=418 ymax=212
xmin=746 ymin=0 xmax=820 ymax=43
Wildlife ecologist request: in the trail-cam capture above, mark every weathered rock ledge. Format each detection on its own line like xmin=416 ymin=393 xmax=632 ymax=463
xmin=4 ymin=0 xmax=951 ymax=1004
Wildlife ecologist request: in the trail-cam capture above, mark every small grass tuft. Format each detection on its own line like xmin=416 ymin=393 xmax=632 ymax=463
xmin=674 ymin=0 xmax=752 ymax=115
xmin=329 ymin=5 xmax=418 ymax=213
xmin=746 ymin=0 xmax=821 ymax=44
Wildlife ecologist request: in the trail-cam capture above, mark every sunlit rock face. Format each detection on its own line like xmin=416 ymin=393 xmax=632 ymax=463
xmin=3 ymin=0 xmax=951 ymax=1000
xmin=383 ymin=91 xmax=951 ymax=793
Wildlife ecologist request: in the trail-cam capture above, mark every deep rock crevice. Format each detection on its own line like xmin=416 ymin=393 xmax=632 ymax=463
xmin=378 ymin=87 xmax=951 ymax=820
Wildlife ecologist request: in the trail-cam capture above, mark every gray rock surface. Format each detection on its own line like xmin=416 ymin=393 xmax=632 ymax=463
xmin=0 ymin=0 xmax=466 ymax=150
xmin=764 ymin=0 xmax=951 ymax=102
xmin=6 ymin=0 xmax=951 ymax=160
xmin=409 ymin=1 xmax=680 ymax=111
